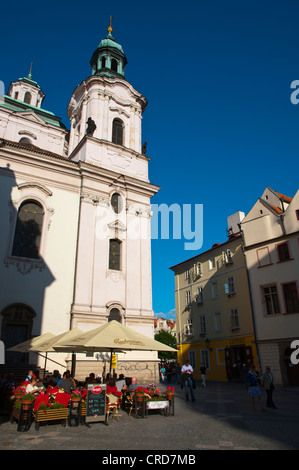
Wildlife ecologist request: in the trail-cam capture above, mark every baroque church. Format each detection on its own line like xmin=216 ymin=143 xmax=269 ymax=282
xmin=0 ymin=22 xmax=160 ymax=381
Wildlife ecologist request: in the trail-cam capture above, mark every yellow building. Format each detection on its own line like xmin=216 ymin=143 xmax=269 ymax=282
xmin=170 ymin=220 xmax=258 ymax=382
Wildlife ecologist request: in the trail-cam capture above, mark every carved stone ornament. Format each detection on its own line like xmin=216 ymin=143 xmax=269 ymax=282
xmin=4 ymin=256 xmax=46 ymax=275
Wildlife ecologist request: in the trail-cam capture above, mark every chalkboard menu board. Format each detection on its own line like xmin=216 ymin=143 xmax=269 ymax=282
xmin=86 ymin=383 xmax=107 ymax=423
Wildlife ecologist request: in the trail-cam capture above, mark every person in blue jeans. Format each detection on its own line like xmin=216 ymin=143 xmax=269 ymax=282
xmin=181 ymin=360 xmax=195 ymax=401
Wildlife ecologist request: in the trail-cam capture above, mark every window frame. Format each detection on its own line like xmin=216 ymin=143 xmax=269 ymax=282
xmin=276 ymin=241 xmax=291 ymax=263
xmin=5 ymin=187 xmax=53 ymax=274
xmin=11 ymin=199 xmax=44 ymax=260
xmin=213 ymin=311 xmax=223 ymax=332
xmin=112 ymin=118 xmax=124 ymax=146
xmin=282 ymin=281 xmax=299 ymax=314
xmin=109 ymin=238 xmax=122 ymax=271
xmin=262 ymin=284 xmax=280 ymax=315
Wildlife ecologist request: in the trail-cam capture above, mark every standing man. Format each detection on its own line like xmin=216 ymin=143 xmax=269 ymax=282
xmin=181 ymin=360 xmax=195 ymax=402
xmin=261 ymin=366 xmax=277 ymax=409
xmin=200 ymin=362 xmax=207 ymax=387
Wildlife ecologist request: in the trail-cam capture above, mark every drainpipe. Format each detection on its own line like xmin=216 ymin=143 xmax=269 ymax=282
xmin=240 ymin=229 xmax=262 ymax=373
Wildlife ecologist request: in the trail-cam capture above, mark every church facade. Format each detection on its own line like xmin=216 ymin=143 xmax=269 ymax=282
xmin=0 ymin=24 xmax=160 ymax=382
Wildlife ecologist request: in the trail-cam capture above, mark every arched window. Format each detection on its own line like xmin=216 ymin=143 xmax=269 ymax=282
xmin=108 ymin=308 xmax=122 ymax=323
xmin=101 ymin=56 xmax=106 ymax=68
xmin=111 ymin=58 xmax=118 ymax=72
xmin=112 ymin=118 xmax=123 ymax=146
xmin=19 ymin=137 xmax=32 ymax=145
xmin=24 ymin=92 xmax=32 ymax=105
xmin=12 ymin=200 xmax=44 ymax=259
xmin=109 ymin=239 xmax=121 ymax=271
xmin=111 ymin=193 xmax=123 ymax=214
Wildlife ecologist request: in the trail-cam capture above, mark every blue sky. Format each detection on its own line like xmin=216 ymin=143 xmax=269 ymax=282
xmin=1 ymin=0 xmax=299 ymax=319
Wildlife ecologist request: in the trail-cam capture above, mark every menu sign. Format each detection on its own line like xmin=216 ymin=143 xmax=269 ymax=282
xmin=86 ymin=383 xmax=107 ymax=423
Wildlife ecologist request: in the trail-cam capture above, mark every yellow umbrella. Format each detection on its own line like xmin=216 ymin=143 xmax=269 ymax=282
xmin=66 ymin=320 xmax=177 ymax=352
xmin=7 ymin=332 xmax=56 ymax=352
xmin=31 ymin=328 xmax=84 ymax=353
xmin=65 ymin=320 xmax=177 ymax=375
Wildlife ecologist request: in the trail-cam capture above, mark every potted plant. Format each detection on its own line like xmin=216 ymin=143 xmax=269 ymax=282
xmin=165 ymin=386 xmax=174 ymax=400
xmin=21 ymin=393 xmax=35 ymax=410
xmin=70 ymin=389 xmax=82 ymax=407
xmin=146 ymin=383 xmax=157 ymax=396
xmin=135 ymin=387 xmax=148 ymax=402
xmin=10 ymin=386 xmax=26 ymax=402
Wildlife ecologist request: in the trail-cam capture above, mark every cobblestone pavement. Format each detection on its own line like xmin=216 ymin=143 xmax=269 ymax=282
xmin=0 ymin=381 xmax=298 ymax=451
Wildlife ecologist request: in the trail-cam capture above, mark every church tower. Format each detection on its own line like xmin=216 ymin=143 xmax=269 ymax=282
xmin=67 ymin=21 xmax=160 ymax=381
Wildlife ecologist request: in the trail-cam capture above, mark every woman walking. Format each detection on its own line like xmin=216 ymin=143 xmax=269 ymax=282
xmin=248 ymin=365 xmax=264 ymax=411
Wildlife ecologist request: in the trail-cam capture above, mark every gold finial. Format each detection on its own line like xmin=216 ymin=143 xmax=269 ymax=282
xmin=108 ymin=16 xmax=113 ymax=34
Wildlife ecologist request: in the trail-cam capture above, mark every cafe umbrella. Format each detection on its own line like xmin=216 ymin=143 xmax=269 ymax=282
xmin=7 ymin=329 xmax=85 ymax=376
xmin=64 ymin=320 xmax=177 ymax=373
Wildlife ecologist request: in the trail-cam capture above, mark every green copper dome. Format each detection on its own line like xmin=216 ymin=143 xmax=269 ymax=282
xmin=98 ymin=32 xmax=125 ymax=53
xmin=90 ymin=22 xmax=127 ymax=79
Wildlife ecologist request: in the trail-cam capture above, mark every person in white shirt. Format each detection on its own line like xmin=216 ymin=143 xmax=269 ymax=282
xmin=25 ymin=377 xmax=43 ymax=395
xmin=181 ymin=360 xmax=195 ymax=401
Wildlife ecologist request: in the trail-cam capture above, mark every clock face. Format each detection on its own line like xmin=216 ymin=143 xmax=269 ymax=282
xmin=111 ymin=193 xmax=122 ymax=214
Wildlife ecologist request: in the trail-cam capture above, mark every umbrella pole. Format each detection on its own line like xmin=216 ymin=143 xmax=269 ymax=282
xmin=109 ymin=349 xmax=113 ymax=376
xmin=71 ymin=352 xmax=76 ymax=377
xmin=44 ymin=352 xmax=48 ymax=376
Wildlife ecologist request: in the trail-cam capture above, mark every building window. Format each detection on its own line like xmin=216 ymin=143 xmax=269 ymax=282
xmin=211 ymin=281 xmax=219 ymax=299
xmin=11 ymin=200 xmax=44 ymax=259
xmin=213 ymin=312 xmax=223 ymax=332
xmin=282 ymin=282 xmax=299 ymax=314
xmin=184 ymin=318 xmax=193 ymax=336
xmin=230 ymin=308 xmax=240 ymax=330
xmin=111 ymin=193 xmax=123 ymax=214
xmin=185 ymin=290 xmax=191 ymax=307
xmin=101 ymin=56 xmax=106 ymax=68
xmin=196 ymin=286 xmax=204 ymax=304
xmin=109 ymin=239 xmax=121 ymax=270
xmin=185 ymin=268 xmax=190 ymax=283
xmin=108 ymin=308 xmax=122 ymax=323
xmin=225 ymin=276 xmax=236 ymax=296
xmin=193 ymin=262 xmax=202 ymax=278
xmin=263 ymin=285 xmax=280 ymax=315
xmin=199 ymin=315 xmax=206 ymax=336
xmin=209 ymin=257 xmax=216 ymax=270
xmin=223 ymin=249 xmax=233 ymax=265
xmin=19 ymin=137 xmax=32 ymax=145
xmin=24 ymin=92 xmax=32 ymax=105
xmin=112 ymin=118 xmax=124 ymax=145
xmin=296 ymin=209 xmax=299 ymax=220
xmin=111 ymin=58 xmax=118 ymax=72
xmin=276 ymin=242 xmax=291 ymax=262
xmin=257 ymin=246 xmax=272 ymax=267
xmin=187 ymin=350 xmax=196 ymax=369
xmin=200 ymin=349 xmax=210 ymax=370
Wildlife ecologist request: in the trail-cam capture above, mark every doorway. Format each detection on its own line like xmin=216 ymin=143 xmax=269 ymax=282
xmin=225 ymin=345 xmax=253 ymax=381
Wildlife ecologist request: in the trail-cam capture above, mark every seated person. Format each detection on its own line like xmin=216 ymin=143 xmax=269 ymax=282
xmin=59 ymin=372 xmax=74 ymax=394
xmin=128 ymin=377 xmax=138 ymax=391
xmin=86 ymin=372 xmax=97 ymax=384
xmin=25 ymin=370 xmax=35 ymax=382
xmin=115 ymin=374 xmax=127 ymax=392
xmin=106 ymin=378 xmax=122 ymax=397
xmin=26 ymin=377 xmax=43 ymax=396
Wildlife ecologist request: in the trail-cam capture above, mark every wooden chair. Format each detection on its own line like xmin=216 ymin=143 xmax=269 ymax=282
xmin=106 ymin=393 xmax=120 ymax=421
xmin=126 ymin=391 xmax=135 ymax=416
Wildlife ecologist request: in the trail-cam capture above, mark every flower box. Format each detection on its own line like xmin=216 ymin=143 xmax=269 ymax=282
xmin=33 ymin=407 xmax=69 ymax=430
